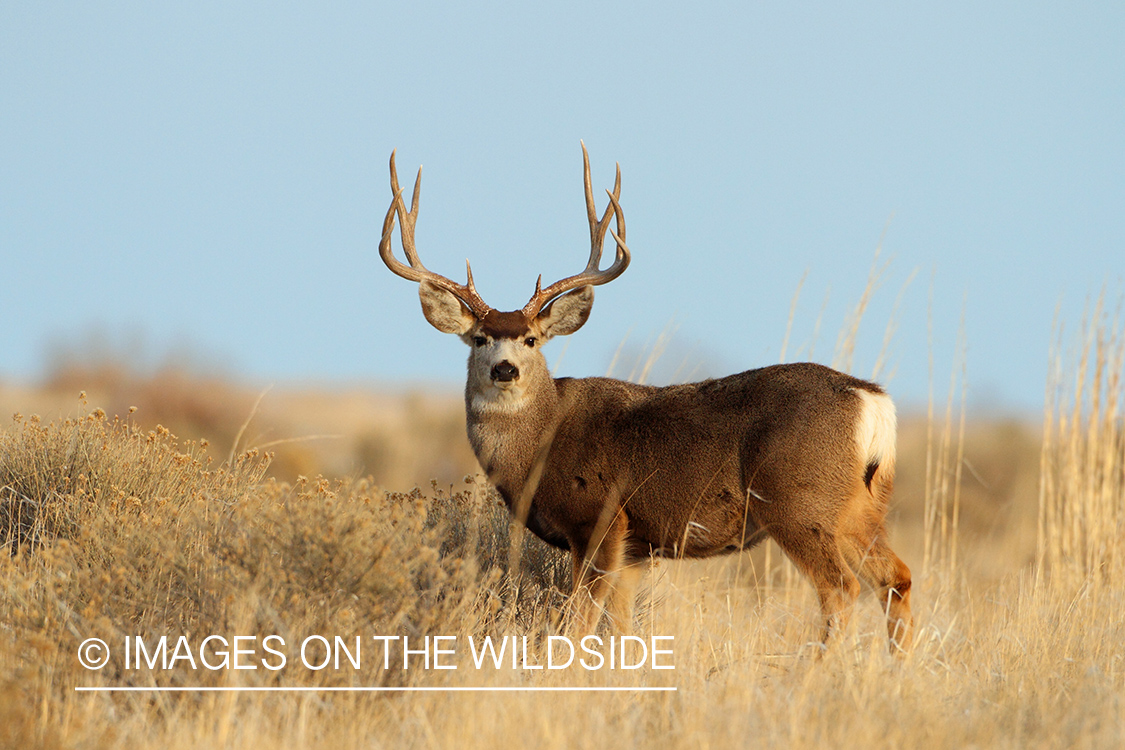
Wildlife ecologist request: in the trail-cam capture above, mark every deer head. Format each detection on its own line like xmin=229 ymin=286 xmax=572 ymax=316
xmin=379 ymin=143 xmax=630 ymax=412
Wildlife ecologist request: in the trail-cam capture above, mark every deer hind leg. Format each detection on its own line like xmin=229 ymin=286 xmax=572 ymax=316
xmin=835 ymin=486 xmax=913 ymax=654
xmin=568 ymin=511 xmax=630 ymax=636
xmin=841 ymin=531 xmax=914 ymax=654
xmin=770 ymin=525 xmax=861 ymax=651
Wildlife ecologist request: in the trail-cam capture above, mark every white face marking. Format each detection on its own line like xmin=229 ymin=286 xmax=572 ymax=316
xmin=465 ymin=335 xmax=546 ymax=414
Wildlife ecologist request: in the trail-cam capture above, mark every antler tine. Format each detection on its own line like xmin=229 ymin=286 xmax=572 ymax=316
xmin=582 ymin=140 xmax=598 ymax=233
xmin=379 ymin=151 xmax=492 ymax=318
xmin=522 ymin=145 xmax=631 ymax=317
xmin=604 ymin=187 xmax=628 ymax=265
xmin=465 ymin=259 xmax=483 ymax=298
xmin=580 ymin=143 xmax=623 ymax=252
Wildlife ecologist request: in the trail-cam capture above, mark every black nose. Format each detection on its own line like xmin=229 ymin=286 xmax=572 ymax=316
xmin=491 ymin=361 xmax=519 ymax=382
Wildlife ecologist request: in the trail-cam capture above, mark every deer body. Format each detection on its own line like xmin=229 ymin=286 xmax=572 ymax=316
xmin=379 ymin=145 xmax=913 ymax=653
xmin=478 ymin=365 xmax=887 ymax=559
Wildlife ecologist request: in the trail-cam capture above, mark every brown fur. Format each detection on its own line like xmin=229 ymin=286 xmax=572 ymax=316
xmin=480 ymin=310 xmax=534 ymax=339
xmin=466 ymin=349 xmax=913 ymax=653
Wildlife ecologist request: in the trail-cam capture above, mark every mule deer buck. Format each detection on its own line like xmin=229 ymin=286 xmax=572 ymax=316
xmin=378 ymin=144 xmax=913 ymax=653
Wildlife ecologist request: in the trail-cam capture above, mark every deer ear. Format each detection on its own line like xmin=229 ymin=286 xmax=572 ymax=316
xmin=419 ymin=280 xmax=475 ymax=335
xmin=537 ymin=286 xmax=594 ymax=339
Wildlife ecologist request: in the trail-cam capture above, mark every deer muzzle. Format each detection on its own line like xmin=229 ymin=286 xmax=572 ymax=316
xmin=490 ymin=361 xmax=519 ymax=383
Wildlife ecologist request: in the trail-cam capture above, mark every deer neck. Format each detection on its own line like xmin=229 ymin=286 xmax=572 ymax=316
xmin=464 ymin=364 xmax=559 ymax=503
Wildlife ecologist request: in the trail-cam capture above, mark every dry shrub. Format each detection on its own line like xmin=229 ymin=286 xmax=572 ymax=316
xmin=0 ymin=404 xmax=237 ymax=553
xmin=424 ymin=476 xmax=571 ymax=628
xmin=0 ymin=404 xmax=569 ymax=744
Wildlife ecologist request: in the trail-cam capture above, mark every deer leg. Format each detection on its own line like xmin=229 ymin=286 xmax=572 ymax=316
xmin=568 ymin=549 xmax=599 ymax=635
xmin=812 ymin=564 xmax=861 ymax=649
xmin=771 ymin=525 xmax=861 ymax=650
xmin=844 ymin=535 xmax=914 ymax=654
xmin=568 ymin=511 xmax=629 ymax=636
xmin=605 ymin=561 xmax=644 ymax=635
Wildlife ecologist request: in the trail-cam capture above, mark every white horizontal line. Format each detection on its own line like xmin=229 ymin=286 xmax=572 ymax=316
xmin=75 ymin=686 xmax=676 ymax=693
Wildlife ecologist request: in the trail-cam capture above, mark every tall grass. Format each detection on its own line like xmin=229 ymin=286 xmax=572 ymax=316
xmin=1038 ymin=293 xmax=1125 ymax=586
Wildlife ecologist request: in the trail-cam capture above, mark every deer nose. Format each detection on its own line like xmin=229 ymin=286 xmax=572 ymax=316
xmin=491 ymin=361 xmax=519 ymax=382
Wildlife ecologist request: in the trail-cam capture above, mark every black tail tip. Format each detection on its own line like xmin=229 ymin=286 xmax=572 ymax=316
xmin=863 ymin=461 xmax=879 ymax=490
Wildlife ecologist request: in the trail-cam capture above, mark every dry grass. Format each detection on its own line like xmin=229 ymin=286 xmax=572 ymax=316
xmin=0 ymin=405 xmax=569 ymax=747
xmin=1 ymin=298 xmax=1123 ymax=748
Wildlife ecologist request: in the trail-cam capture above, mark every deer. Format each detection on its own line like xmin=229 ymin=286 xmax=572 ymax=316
xmin=377 ymin=143 xmax=913 ymax=654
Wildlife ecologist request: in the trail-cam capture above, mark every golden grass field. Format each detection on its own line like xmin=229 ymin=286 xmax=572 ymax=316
xmin=1 ymin=297 xmax=1122 ymax=749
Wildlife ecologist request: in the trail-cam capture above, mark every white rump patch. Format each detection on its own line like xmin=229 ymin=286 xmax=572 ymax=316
xmin=853 ymin=388 xmax=897 ymax=473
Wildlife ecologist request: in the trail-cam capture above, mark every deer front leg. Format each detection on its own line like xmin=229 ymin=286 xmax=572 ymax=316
xmin=605 ymin=561 xmax=644 ymax=635
xmin=567 ymin=511 xmax=630 ymax=636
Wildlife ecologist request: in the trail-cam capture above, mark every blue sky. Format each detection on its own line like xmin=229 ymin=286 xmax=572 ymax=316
xmin=2 ymin=3 xmax=1122 ymax=413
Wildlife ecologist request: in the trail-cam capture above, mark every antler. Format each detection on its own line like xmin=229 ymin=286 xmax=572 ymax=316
xmin=522 ymin=141 xmax=631 ymax=317
xmin=379 ymin=151 xmax=492 ymax=318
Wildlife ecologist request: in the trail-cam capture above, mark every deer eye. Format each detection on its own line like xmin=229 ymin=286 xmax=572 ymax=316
xmin=473 ymin=336 xmax=487 ymax=347
xmin=524 ymin=337 xmax=537 ymax=348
